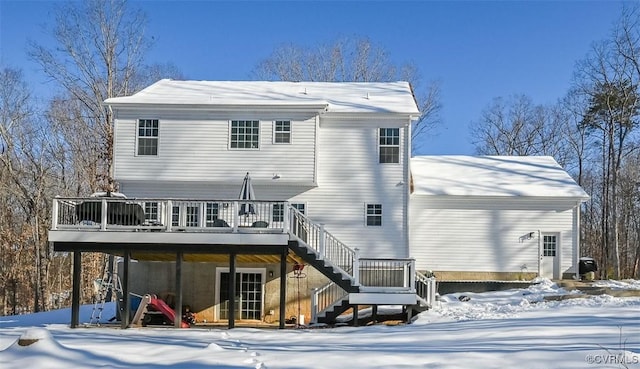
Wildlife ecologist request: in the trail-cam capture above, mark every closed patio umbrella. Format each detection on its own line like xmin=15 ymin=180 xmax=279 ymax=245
xmin=238 ymin=172 xmax=256 ymax=215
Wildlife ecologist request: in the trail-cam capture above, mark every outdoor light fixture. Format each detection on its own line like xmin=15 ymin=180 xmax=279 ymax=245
xmin=272 ymin=174 xmax=281 ymax=180
xmin=527 ymin=232 xmax=535 ymax=239
xmin=269 ymin=270 xmax=274 ymax=277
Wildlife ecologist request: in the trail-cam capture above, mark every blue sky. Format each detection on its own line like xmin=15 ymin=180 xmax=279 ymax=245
xmin=0 ymin=0 xmax=626 ymax=155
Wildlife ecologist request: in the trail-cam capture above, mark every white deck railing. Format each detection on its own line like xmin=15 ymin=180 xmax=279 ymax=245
xmin=51 ymin=197 xmax=288 ymax=233
xmin=415 ymin=271 xmax=437 ymax=308
xmin=310 ymin=259 xmax=429 ymax=324
xmin=310 ymin=282 xmax=348 ymax=324
xmin=358 ymin=258 xmax=416 ymax=292
xmin=287 ymin=206 xmax=357 ymax=278
xmin=52 ymin=196 xmax=437 ymax=323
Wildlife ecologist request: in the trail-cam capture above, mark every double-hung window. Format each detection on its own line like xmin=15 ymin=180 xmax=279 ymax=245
xmin=137 ymin=119 xmax=159 ymax=156
xmin=379 ymin=128 xmax=400 ymax=163
xmin=274 ymin=120 xmax=291 ymax=144
xmin=230 ymin=120 xmax=260 ymax=149
xmin=366 ymin=204 xmax=382 ymax=226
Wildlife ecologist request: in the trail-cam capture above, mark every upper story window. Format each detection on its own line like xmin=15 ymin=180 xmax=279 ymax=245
xmin=137 ymin=119 xmax=159 ymax=156
xmin=230 ymin=120 xmax=260 ymax=149
xmin=274 ymin=121 xmax=291 ymax=144
xmin=379 ymin=128 xmax=400 ymax=163
xmin=366 ymin=204 xmax=382 ymax=226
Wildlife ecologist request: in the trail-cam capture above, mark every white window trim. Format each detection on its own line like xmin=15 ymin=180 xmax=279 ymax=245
xmin=229 ymin=120 xmax=261 ymax=150
xmin=214 ymin=267 xmax=266 ymax=322
xmin=272 ymin=120 xmax=292 ymax=144
xmin=378 ymin=127 xmax=400 ymax=164
xmin=365 ymin=203 xmax=383 ymax=226
xmin=290 ymin=202 xmax=306 ymax=215
xmin=135 ymin=118 xmax=160 ymax=157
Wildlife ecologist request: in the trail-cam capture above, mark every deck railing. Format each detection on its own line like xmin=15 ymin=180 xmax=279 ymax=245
xmin=51 ymin=197 xmax=287 ymax=233
xmin=358 ymin=258 xmax=416 ymax=292
xmin=287 ymin=206 xmax=356 ymax=278
xmin=310 ymin=282 xmax=348 ymax=324
xmin=415 ymin=271 xmax=437 ymax=308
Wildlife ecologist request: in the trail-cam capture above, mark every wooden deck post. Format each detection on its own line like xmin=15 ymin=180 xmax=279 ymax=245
xmin=121 ymin=251 xmax=131 ymax=329
xmin=372 ymin=305 xmax=378 ymax=324
xmin=70 ymin=251 xmax=81 ymax=328
xmin=279 ymin=247 xmax=287 ymax=329
xmin=105 ymin=254 xmax=114 ymax=303
xmin=175 ymin=251 xmax=183 ymax=328
xmin=352 ymin=305 xmax=358 ymax=326
xmin=228 ymin=252 xmax=236 ymax=329
xmin=406 ymin=305 xmax=413 ymax=323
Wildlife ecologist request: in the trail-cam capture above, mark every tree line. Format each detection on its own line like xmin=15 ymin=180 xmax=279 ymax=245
xmin=0 ymin=0 xmax=636 ymax=316
xmin=0 ymin=0 xmax=440 ymax=315
xmin=471 ymin=6 xmax=640 ymax=279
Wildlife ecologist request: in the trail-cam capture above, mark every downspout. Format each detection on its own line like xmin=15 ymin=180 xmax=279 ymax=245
xmin=109 ymin=105 xmax=118 ymax=191
xmin=537 ymin=229 xmax=541 ymax=277
xmin=313 ymin=114 xmax=319 ymax=185
xmin=404 ymin=118 xmax=412 ymax=258
xmin=575 ymin=201 xmax=581 ymax=280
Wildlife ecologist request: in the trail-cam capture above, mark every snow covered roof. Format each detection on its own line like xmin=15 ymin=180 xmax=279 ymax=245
xmin=411 ymin=156 xmax=590 ymax=199
xmin=104 ymin=79 xmax=420 ymax=115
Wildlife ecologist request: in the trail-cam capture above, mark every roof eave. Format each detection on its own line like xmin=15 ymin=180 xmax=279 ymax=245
xmin=412 ymin=193 xmax=591 ymax=201
xmin=104 ymin=102 xmax=330 ymax=113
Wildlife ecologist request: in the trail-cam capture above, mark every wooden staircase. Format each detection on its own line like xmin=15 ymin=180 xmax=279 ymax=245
xmin=286 ymin=206 xmax=436 ymax=325
xmin=288 ymin=241 xmax=358 ymax=293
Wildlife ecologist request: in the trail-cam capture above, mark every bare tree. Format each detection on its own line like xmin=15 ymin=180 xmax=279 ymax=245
xmin=252 ymin=37 xmax=441 ymax=153
xmin=0 ymin=68 xmax=60 ymax=312
xmin=22 ymin=0 xmax=183 ymax=312
xmin=469 ymin=94 xmax=571 ymax=165
xmin=29 ymin=0 xmax=150 ymax=192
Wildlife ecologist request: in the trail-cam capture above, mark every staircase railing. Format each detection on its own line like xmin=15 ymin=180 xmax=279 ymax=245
xmin=358 ymin=258 xmax=416 ymax=292
xmin=288 ymin=206 xmax=357 ymax=279
xmin=415 ymin=271 xmax=437 ymax=308
xmin=310 ymin=282 xmax=348 ymax=324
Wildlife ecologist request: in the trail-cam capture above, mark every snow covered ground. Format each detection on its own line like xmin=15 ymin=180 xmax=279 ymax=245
xmin=0 ymin=278 xmax=638 ymax=368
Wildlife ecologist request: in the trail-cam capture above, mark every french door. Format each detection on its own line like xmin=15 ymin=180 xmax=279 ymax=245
xmin=217 ymin=269 xmax=264 ymax=320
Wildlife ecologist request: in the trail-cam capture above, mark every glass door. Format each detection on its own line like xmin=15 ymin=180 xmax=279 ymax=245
xmin=219 ymin=271 xmax=263 ymax=320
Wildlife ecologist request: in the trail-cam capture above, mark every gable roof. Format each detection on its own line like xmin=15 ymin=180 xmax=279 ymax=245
xmin=104 ymin=79 xmax=420 ymax=115
xmin=411 ymin=155 xmax=590 ymax=199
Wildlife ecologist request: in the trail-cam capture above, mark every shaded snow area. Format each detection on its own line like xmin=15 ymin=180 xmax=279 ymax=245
xmin=0 ymin=279 xmax=639 ymax=368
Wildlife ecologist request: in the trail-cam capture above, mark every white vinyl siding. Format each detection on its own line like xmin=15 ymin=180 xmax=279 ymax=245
xmin=409 ymin=196 xmax=578 ymax=275
xmin=118 ymin=118 xmax=410 ymax=259
xmin=289 ymin=120 xmax=408 ymax=258
xmin=113 ymin=110 xmax=317 ymax=184
xmin=115 ymin=112 xmax=409 ymax=258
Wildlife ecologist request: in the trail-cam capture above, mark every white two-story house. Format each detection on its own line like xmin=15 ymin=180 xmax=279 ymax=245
xmin=49 ymin=79 xmax=589 ymax=329
xmin=49 ymin=80 xmax=433 ymax=328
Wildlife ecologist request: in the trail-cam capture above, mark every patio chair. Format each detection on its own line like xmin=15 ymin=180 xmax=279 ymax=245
xmin=251 ymin=220 xmax=269 ymax=228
